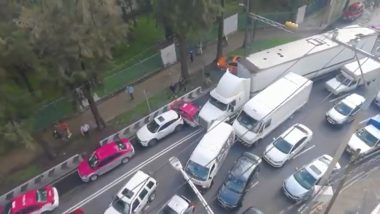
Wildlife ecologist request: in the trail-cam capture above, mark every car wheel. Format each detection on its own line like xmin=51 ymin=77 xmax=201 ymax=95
xmin=90 ymin=175 xmax=98 ymax=182
xmin=175 ymin=124 xmax=183 ymax=132
xmin=121 ymin=157 xmax=129 ymax=164
xmin=148 ymin=139 xmax=158 ymax=147
xmin=149 ymin=192 xmax=156 ymax=202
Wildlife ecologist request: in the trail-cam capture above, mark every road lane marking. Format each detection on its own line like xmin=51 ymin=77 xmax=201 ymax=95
xmin=292 ymin=145 xmax=315 ymax=160
xmin=63 ymin=129 xmax=203 ymax=214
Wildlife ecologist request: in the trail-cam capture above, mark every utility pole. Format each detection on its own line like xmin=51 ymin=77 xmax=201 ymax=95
xmin=242 ymin=0 xmax=252 ymax=50
xmin=323 ymin=149 xmax=361 ymax=214
xmin=169 ymin=156 xmax=214 ymax=214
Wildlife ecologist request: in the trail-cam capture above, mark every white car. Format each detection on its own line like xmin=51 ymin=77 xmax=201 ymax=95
xmin=282 ymin=155 xmax=341 ymax=201
xmin=326 ymin=93 xmax=365 ymax=125
xmin=263 ymin=124 xmax=312 ymax=167
xmin=158 ymin=195 xmax=195 ymax=214
xmin=136 ymin=110 xmax=184 ymax=147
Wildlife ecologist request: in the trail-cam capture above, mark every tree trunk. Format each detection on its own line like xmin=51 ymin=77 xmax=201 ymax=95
xmin=83 ymin=82 xmax=106 ymax=129
xmin=242 ymin=0 xmax=253 ymax=48
xmin=177 ymin=34 xmax=190 ymax=82
xmin=17 ymin=69 xmax=35 ymax=95
xmin=216 ymin=0 xmax=225 ymax=61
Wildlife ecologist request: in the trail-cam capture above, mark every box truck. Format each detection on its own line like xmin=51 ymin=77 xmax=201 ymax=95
xmin=325 ymin=57 xmax=380 ymax=95
xmin=233 ymin=72 xmax=312 ymax=146
xmin=185 ymin=121 xmax=235 ymax=189
xmin=198 ymin=25 xmax=377 ymax=128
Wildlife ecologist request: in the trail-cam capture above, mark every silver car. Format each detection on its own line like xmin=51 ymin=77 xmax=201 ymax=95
xmin=158 ymin=195 xmax=194 ymax=214
xmin=282 ymin=155 xmax=341 ymax=201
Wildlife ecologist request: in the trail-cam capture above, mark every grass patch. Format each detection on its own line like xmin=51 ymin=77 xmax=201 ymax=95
xmin=0 ymin=164 xmax=42 ymax=190
xmin=228 ymin=37 xmax=298 ymax=56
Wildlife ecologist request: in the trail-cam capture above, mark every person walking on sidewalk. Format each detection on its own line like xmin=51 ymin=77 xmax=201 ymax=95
xmin=126 ymin=85 xmax=135 ymax=100
xmin=80 ymin=123 xmax=90 ymax=137
xmin=189 ymin=50 xmax=194 ymax=63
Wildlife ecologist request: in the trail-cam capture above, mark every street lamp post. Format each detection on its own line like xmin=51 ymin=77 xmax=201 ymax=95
xmin=169 ymin=156 xmax=214 ymax=214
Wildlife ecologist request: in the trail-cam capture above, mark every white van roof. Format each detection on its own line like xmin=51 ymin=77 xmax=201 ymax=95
xmin=242 ymin=25 xmax=376 ymax=71
xmin=343 ymin=57 xmax=380 ymax=76
xmin=189 ymin=122 xmax=234 ymax=166
xmin=243 ymin=72 xmax=311 ymax=120
xmin=117 ymin=171 xmax=155 ymax=203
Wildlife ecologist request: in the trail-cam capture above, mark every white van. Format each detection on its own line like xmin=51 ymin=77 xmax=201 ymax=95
xmin=105 ymin=171 xmax=157 ymax=214
xmin=185 ymin=121 xmax=235 ymax=189
xmin=325 ymin=57 xmax=380 ymax=95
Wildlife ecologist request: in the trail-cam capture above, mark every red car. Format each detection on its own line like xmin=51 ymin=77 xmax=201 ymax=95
xmin=169 ymin=100 xmax=200 ymax=127
xmin=342 ymin=2 xmax=364 ymax=21
xmin=0 ymin=186 xmax=59 ymax=214
xmin=77 ymin=138 xmax=135 ymax=182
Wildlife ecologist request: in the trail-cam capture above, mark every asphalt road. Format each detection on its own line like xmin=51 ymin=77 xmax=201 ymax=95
xmin=52 ymin=71 xmax=379 ymax=214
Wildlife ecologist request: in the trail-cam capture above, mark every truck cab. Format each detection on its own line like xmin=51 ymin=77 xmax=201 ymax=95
xmin=198 ymin=72 xmax=250 ymax=128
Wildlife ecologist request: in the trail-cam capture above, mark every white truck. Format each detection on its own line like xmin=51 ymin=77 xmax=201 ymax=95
xmin=184 ymin=121 xmax=235 ymax=189
xmin=233 ymin=72 xmax=312 ymax=146
xmin=325 ymin=57 xmax=380 ymax=95
xmin=198 ymin=25 xmax=377 ymax=128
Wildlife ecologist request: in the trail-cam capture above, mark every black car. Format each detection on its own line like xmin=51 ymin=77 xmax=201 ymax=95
xmin=217 ymin=152 xmax=261 ymax=209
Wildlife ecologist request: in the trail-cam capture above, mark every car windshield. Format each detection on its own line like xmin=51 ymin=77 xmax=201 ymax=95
xmin=273 ymin=137 xmax=292 ymax=154
xmin=147 ymin=120 xmax=160 ymax=133
xmin=88 ymin=153 xmax=99 ymax=169
xmin=1 ymin=202 xmax=11 ymax=214
xmin=36 ymin=189 xmax=48 ymax=202
xmin=158 ymin=206 xmax=178 ymax=214
xmin=237 ymin=111 xmax=260 ymax=132
xmin=209 ymin=96 xmax=228 ymax=111
xmin=293 ymin=168 xmax=317 ymax=190
xmin=185 ymin=160 xmax=209 ymax=181
xmin=356 ymin=128 xmax=379 ymax=147
xmin=336 ymin=74 xmax=351 ymax=86
xmin=111 ymin=196 xmax=130 ymax=213
xmin=334 ymin=102 xmax=352 ymax=116
xmin=225 ymin=176 xmax=247 ymax=193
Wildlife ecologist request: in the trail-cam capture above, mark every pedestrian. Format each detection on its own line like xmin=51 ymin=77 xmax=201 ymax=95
xmin=126 ymin=85 xmax=134 ymax=100
xmin=189 ymin=50 xmax=194 ymax=63
xmin=80 ymin=123 xmax=90 ymax=137
xmin=58 ymin=120 xmax=72 ymax=140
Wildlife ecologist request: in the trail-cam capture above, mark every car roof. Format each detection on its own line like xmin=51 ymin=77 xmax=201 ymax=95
xmin=341 ymin=93 xmax=365 ymax=108
xmin=12 ymin=189 xmax=38 ymax=212
xmin=94 ymin=142 xmax=120 ymax=160
xmin=117 ymin=171 xmax=155 ymax=203
xmin=365 ymin=125 xmax=380 ymax=139
xmin=154 ymin=110 xmax=178 ymax=126
xmin=166 ymin=195 xmax=190 ymax=213
xmin=230 ymin=153 xmax=261 ymax=180
xmin=281 ymin=124 xmax=311 ymax=146
xmin=305 ymin=155 xmax=332 ymax=179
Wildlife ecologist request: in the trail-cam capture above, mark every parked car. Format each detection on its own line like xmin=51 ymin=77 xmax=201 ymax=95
xmin=263 ymin=124 xmax=313 ymax=167
xmin=242 ymin=207 xmax=264 ymax=214
xmin=217 ymin=152 xmax=261 ymax=209
xmin=136 ymin=110 xmax=184 ymax=147
xmin=282 ymin=155 xmax=341 ymax=201
xmin=158 ymin=195 xmax=195 ymax=214
xmin=326 ymin=93 xmax=365 ymax=125
xmin=0 ymin=186 xmax=59 ymax=214
xmin=374 ymin=91 xmax=380 ymax=107
xmin=77 ymin=138 xmax=135 ymax=182
xmin=342 ymin=2 xmax=364 ymax=22
xmin=105 ymin=171 xmax=157 ymax=214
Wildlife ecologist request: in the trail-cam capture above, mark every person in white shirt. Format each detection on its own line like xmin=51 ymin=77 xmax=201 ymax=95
xmin=80 ymin=123 xmax=90 ymax=137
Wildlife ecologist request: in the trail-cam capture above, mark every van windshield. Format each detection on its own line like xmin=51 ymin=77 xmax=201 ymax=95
xmin=111 ymin=196 xmax=130 ymax=213
xmin=336 ymin=73 xmax=352 ymax=86
xmin=237 ymin=111 xmax=260 ymax=132
xmin=185 ymin=160 xmax=209 ymax=181
xmin=209 ymin=96 xmax=228 ymax=111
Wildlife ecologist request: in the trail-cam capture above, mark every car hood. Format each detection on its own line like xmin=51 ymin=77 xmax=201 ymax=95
xmin=347 ymin=134 xmax=371 ymax=154
xmin=284 ymin=175 xmax=309 ymax=198
xmin=217 ymin=185 xmax=241 ymax=207
xmin=136 ymin=125 xmax=155 ymax=142
xmin=264 ymin=145 xmax=288 ymax=163
xmin=326 ymin=108 xmax=347 ymax=123
xmin=325 ymin=78 xmax=346 ymax=94
xmin=199 ymin=101 xmax=227 ymax=125
xmin=78 ymin=159 xmax=94 ymax=176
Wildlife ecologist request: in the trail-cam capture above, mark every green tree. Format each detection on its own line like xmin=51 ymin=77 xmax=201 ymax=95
xmin=154 ymin=0 xmax=220 ymax=81
xmin=216 ymin=0 xmax=225 ymax=61
xmin=25 ymin=0 xmax=128 ymax=129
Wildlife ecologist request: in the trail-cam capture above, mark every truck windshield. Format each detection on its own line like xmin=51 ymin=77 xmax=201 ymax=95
xmin=185 ymin=160 xmax=209 ymax=181
xmin=336 ymin=73 xmax=352 ymax=86
xmin=209 ymin=96 xmax=228 ymax=111
xmin=237 ymin=111 xmax=260 ymax=132
xmin=334 ymin=102 xmax=352 ymax=116
xmin=356 ymin=128 xmax=379 ymax=147
xmin=111 ymin=196 xmax=130 ymax=213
